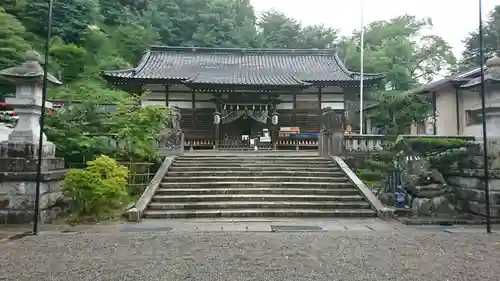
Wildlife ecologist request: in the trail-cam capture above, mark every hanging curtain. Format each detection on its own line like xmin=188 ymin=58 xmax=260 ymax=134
xmin=221 ymin=110 xmax=245 ymax=124
xmin=246 ymin=110 xmax=268 ymax=124
xmin=220 ymin=108 xmax=269 ymax=124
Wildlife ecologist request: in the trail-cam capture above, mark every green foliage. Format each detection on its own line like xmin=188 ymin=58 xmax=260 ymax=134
xmin=392 ymin=137 xmax=469 ymax=173
xmin=402 ymin=138 xmax=467 ymax=155
xmin=45 ymin=88 xmax=169 ymax=165
xmin=1 ymin=0 xmax=28 ymax=15
xmin=368 ymin=92 xmax=431 ymax=137
xmin=357 ymin=169 xmax=385 ymax=183
xmin=19 ymin=0 xmax=99 ymax=43
xmin=356 ymin=150 xmax=397 ymax=185
xmin=340 ymin=15 xmax=456 ymax=91
xmin=49 ymin=43 xmax=87 ymax=82
xmin=110 ymin=23 xmax=160 ymax=64
xmin=1 ymin=0 xmax=466 ymax=97
xmin=356 ymin=138 xmax=468 ymax=190
xmin=258 ymin=10 xmax=338 ymax=49
xmin=47 ymin=79 xmax=129 ymax=102
xmin=110 ymin=103 xmax=170 ymax=160
xmin=63 ymin=155 xmax=129 ymax=221
xmin=429 ymin=149 xmax=467 ymax=171
xmin=0 ymin=7 xmax=32 ymax=99
xmin=461 ymin=5 xmax=500 ymax=70
xmin=0 ymin=7 xmax=32 ymax=70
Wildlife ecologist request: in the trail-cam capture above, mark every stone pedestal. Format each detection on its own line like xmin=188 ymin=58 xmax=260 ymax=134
xmin=0 ymin=51 xmax=66 ymax=224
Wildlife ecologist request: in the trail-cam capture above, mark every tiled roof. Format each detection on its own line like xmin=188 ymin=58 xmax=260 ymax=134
xmin=102 ymin=46 xmax=384 ymax=86
xmin=401 ymin=67 xmax=482 ymax=95
xmin=358 ymin=68 xmax=483 ymax=113
xmin=461 ymin=57 xmax=500 ymax=88
xmin=461 ymin=75 xmax=500 ymax=88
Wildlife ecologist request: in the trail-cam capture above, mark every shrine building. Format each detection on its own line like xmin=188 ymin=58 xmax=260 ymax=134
xmin=102 ymin=46 xmax=384 ymax=150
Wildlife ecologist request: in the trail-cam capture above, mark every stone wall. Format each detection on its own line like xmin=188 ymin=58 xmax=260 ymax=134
xmin=0 ymin=180 xmax=66 ymax=224
xmin=444 ymin=169 xmax=500 ymax=218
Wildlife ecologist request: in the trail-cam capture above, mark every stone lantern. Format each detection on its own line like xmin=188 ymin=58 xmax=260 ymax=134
xmin=0 ymin=51 xmax=66 ymax=224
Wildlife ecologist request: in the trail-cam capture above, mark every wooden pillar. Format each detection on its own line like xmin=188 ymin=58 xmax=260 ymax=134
xmin=318 ymin=86 xmax=322 ymax=130
xmin=164 ymin=85 xmax=169 ymax=107
xmin=318 ymin=87 xmax=322 ymax=106
xmin=432 ymin=91 xmax=437 ymax=135
xmin=292 ymin=94 xmax=297 ymax=127
xmin=366 ymin=118 xmax=372 ymax=134
xmin=271 ymin=99 xmax=278 ymax=150
xmin=192 ymin=89 xmax=196 ymax=130
xmin=214 ymin=96 xmax=220 ymax=150
xmin=455 ymin=87 xmax=460 ymax=135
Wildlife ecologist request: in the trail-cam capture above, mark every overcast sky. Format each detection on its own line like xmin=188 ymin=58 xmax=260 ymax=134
xmin=251 ymin=0 xmax=499 ymax=59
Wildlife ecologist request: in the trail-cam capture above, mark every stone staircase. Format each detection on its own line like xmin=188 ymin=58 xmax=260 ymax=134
xmin=143 ymin=154 xmax=377 ymax=219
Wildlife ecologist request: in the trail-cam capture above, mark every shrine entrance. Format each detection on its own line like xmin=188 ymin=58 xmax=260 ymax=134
xmin=218 ymin=106 xmax=273 ymax=150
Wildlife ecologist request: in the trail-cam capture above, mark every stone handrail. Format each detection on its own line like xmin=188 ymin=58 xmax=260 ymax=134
xmin=159 ymin=132 xmax=184 ymax=155
xmin=344 ymin=134 xmax=388 ymax=152
xmin=332 ymin=156 xmax=394 ymax=219
xmin=126 ymin=155 xmax=176 ymax=222
xmin=343 ymin=134 xmax=476 ymax=154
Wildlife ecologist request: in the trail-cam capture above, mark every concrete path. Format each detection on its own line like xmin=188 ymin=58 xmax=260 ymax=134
xmin=121 ymin=218 xmax=398 ymax=233
xmin=2 ymin=218 xmax=499 ymax=238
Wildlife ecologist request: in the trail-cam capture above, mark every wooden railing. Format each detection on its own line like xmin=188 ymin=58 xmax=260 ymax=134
xmin=275 ymin=136 xmax=319 ymax=150
xmin=185 ymin=139 xmax=214 ymax=150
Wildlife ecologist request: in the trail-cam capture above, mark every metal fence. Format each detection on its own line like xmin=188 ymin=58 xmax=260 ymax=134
xmin=384 ymin=155 xmax=421 ymax=194
xmin=68 ymin=158 xmax=156 ymax=196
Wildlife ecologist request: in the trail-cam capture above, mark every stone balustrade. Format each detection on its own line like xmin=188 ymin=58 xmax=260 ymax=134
xmin=343 ymin=134 xmax=387 ymax=153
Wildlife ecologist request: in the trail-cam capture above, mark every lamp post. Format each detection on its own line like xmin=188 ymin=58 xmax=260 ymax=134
xmin=478 ymin=0 xmax=492 ymax=234
xmin=33 ymin=0 xmax=54 ymax=235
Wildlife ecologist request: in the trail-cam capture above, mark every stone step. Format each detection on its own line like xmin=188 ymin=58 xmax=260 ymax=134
xmin=161 ymin=176 xmax=346 ymax=183
xmin=168 ymin=166 xmax=341 ymax=172
xmin=159 ymin=182 xmax=352 ymax=188
xmin=174 ymin=159 xmax=333 ymax=165
xmin=155 ymin=187 xmax=359 ymax=196
xmin=176 ymin=156 xmax=328 ymax=161
xmin=151 ymin=194 xmax=365 ymax=203
xmin=166 ymin=170 xmax=345 ymax=177
xmin=143 ymin=208 xmax=377 ymax=219
xmin=171 ymin=162 xmax=337 ymax=168
xmin=148 ymin=201 xmax=371 ymax=210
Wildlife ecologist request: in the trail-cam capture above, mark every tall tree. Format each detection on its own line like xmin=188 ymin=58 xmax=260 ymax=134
xmin=188 ymin=0 xmax=260 ymax=47
xmin=0 ymin=7 xmax=32 ymax=99
xmin=368 ymin=92 xmax=431 ymax=137
xmin=340 ymin=15 xmax=456 ymax=91
xmin=461 ymin=5 xmax=500 ymax=70
xmin=19 ymin=0 xmax=100 ymax=44
xmin=258 ymin=9 xmax=338 ymax=49
xmin=297 ymin=25 xmax=338 ymax=49
xmin=258 ymin=10 xmax=302 ymax=48
xmin=0 ymin=7 xmax=32 ymax=70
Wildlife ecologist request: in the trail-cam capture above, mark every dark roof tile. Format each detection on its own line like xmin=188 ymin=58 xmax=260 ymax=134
xmin=102 ymin=46 xmax=384 ymax=86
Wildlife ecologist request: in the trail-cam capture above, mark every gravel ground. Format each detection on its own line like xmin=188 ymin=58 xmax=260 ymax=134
xmin=1 ymin=230 xmax=499 ymax=281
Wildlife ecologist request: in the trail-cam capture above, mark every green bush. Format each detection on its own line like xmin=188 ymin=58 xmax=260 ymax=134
xmin=403 ymin=138 xmax=467 ymax=155
xmin=63 ymin=155 xmax=129 ymax=222
xmin=357 ymin=168 xmax=385 ymax=182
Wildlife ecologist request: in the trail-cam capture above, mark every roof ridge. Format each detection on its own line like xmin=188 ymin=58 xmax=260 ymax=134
xmin=148 ymin=45 xmax=339 ymax=55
